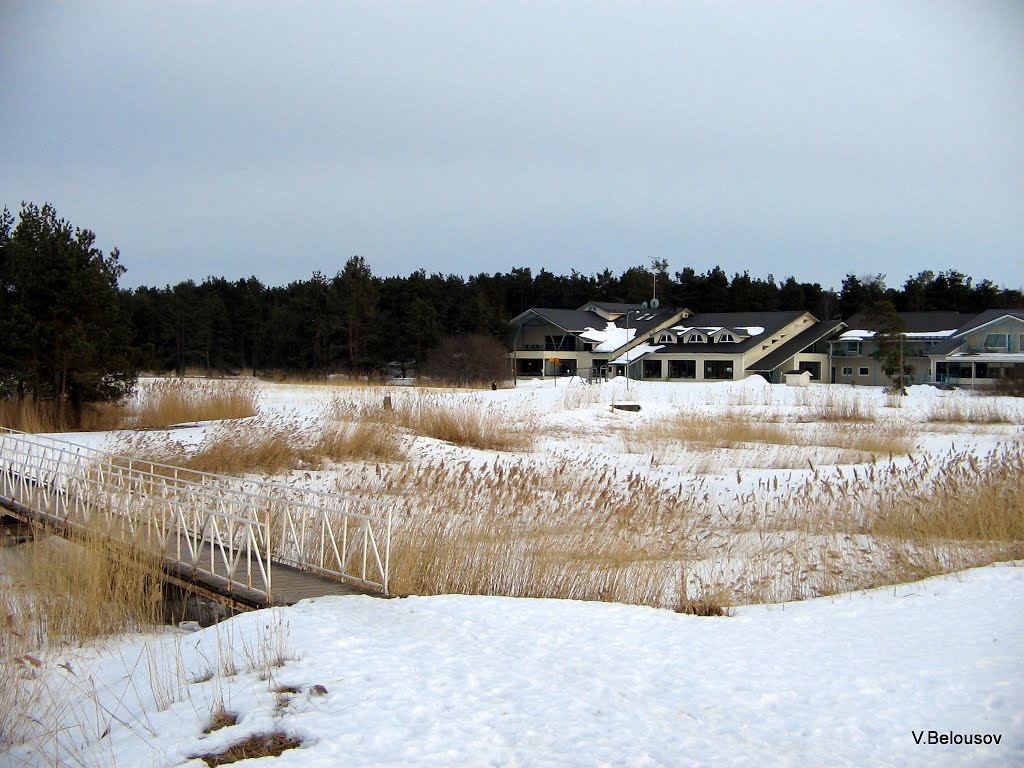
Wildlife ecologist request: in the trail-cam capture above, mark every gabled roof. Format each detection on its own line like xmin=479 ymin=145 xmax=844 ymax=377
xmin=509 ymin=308 xmax=606 ymax=333
xmin=511 ymin=303 xmax=690 ymax=356
xmin=843 ymin=311 xmax=967 ymax=335
xmin=581 ymin=301 xmax=647 ymax=314
xmin=928 ymin=309 xmax=1024 ymax=355
xmin=656 ymin=311 xmax=806 ymax=355
xmin=746 ymin=320 xmax=845 ymax=373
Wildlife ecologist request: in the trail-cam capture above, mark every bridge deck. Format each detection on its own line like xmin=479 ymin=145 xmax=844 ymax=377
xmin=164 ymin=536 xmax=379 ymax=607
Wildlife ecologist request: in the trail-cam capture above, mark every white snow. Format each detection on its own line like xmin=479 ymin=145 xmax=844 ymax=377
xmin=579 ymin=322 xmax=637 ymax=353
xmin=4 ymin=378 xmax=1024 ymax=766
xmin=609 ymin=342 xmax=664 ymax=366
xmin=4 ymin=564 xmax=1021 ymax=767
xmin=840 ymin=329 xmax=958 ymax=341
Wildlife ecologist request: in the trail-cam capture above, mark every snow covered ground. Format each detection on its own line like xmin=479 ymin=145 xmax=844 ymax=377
xmin=2 ymin=563 xmax=1021 ymax=767
xmin=3 ymin=377 xmax=1022 ymax=766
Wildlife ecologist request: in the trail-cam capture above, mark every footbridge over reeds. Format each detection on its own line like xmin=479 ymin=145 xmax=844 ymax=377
xmin=0 ymin=427 xmax=392 ymax=610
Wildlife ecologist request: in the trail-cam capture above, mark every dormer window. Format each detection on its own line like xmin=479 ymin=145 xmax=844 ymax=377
xmin=718 ymin=332 xmax=735 ymax=343
xmin=657 ymin=332 xmax=676 ymax=344
xmin=686 ymin=332 xmax=706 ymax=344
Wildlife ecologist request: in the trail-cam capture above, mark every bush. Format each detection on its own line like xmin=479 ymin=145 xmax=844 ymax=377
xmin=421 ymin=334 xmax=509 ymax=387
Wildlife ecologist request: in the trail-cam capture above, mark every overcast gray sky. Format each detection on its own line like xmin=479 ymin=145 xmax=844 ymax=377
xmin=3 ymin=1 xmax=1022 ymax=291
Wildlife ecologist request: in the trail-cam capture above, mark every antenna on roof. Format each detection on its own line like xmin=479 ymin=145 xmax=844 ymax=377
xmin=641 ymin=301 xmax=649 ymax=309
xmin=650 ymin=297 xmax=660 ymax=309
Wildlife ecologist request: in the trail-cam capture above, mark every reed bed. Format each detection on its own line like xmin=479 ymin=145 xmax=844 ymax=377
xmin=380 ymin=393 xmax=536 ymax=452
xmin=0 ymin=527 xmax=164 ymax=749
xmin=809 ymin=387 xmax=878 ymax=422
xmin=619 ymin=413 xmax=911 ymax=465
xmin=315 ymin=431 xmax=1024 ymax=613
xmin=0 ymin=395 xmax=125 ymax=433
xmin=925 ymin=397 xmax=1014 ymax=424
xmin=117 ymin=413 xmax=406 ymax=477
xmin=128 ymin=379 xmax=259 ymax=428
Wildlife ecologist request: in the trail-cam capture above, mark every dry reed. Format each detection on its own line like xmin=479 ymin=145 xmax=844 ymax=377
xmin=129 ymin=379 xmax=259 ymax=428
xmin=0 ymin=525 xmax=164 ymax=749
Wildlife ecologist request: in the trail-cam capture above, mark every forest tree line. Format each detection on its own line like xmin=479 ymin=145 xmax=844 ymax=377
xmin=124 ymin=257 xmax=1022 ymax=377
xmin=4 ymin=202 xmax=1022 ymax=391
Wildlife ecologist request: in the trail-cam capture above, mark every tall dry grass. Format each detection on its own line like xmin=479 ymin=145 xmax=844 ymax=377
xmin=128 ymin=379 xmax=259 ymax=428
xmin=925 ymin=397 xmax=1014 ymax=424
xmin=0 ymin=395 xmax=125 ymax=433
xmin=117 ymin=411 xmax=406 ymax=478
xmin=345 ymin=430 xmax=1023 ymax=613
xmin=619 ymin=412 xmax=910 ymax=466
xmin=0 ymin=526 xmax=164 ymax=748
xmin=810 ymin=387 xmax=877 ymax=422
xmin=0 ymin=378 xmax=258 ymax=434
xmin=381 ymin=394 xmax=535 ymax=452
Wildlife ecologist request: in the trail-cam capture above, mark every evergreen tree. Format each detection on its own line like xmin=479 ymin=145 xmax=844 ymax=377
xmin=866 ymin=300 xmax=913 ymax=394
xmin=0 ymin=203 xmax=135 ymax=425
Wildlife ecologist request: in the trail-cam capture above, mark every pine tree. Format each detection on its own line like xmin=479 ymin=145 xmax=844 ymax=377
xmin=866 ymin=300 xmax=913 ymax=394
xmin=0 ymin=202 xmax=136 ymax=426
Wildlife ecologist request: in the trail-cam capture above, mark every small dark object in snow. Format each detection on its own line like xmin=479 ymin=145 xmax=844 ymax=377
xmin=612 ymin=403 xmax=641 ymax=412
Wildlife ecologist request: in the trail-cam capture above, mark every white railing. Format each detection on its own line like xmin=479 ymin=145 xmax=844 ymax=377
xmin=0 ymin=427 xmax=391 ymax=601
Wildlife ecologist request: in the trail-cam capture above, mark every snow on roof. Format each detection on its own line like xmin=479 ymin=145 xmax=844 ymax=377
xmin=669 ymin=325 xmax=764 ymax=338
xmin=905 ymin=330 xmax=957 ymax=338
xmin=841 ymin=329 xmax=957 ymax=341
xmin=609 ymin=342 xmax=663 ymax=366
xmin=579 ymin=322 xmax=637 ymax=353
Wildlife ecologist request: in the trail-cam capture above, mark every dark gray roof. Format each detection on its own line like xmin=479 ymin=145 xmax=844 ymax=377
xmin=928 ymin=309 xmax=1024 ymax=354
xmin=509 ymin=308 xmax=606 ymax=332
xmin=653 ymin=311 xmax=806 ymax=355
xmin=843 ymin=310 xmax=968 ymax=334
xmin=582 ymin=301 xmax=647 ymax=313
xmin=746 ymin=320 xmax=845 ymax=372
xmin=510 ymin=306 xmax=689 ymax=353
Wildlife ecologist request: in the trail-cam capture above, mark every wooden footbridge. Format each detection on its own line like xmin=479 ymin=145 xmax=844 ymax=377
xmin=0 ymin=427 xmax=392 ymax=611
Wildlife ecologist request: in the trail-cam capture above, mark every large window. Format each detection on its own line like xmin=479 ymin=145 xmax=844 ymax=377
xmin=668 ymin=360 xmax=696 ymax=379
xmin=984 ymin=333 xmax=1009 ymax=351
xmin=642 ymin=359 xmax=663 ymax=379
xmin=704 ymin=360 xmax=734 ymax=380
xmin=544 ymin=335 xmax=577 ymax=351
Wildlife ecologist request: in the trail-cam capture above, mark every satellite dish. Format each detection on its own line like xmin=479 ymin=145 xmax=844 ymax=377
xmin=641 ymin=301 xmax=649 ymax=309
xmin=649 ymin=297 xmax=660 ymax=309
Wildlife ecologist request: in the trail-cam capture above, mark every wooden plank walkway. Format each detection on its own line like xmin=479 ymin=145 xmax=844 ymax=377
xmin=163 ymin=535 xmax=378 ymax=608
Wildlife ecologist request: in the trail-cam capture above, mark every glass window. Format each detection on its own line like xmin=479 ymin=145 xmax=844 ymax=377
xmin=668 ymin=360 xmax=696 ymax=379
xmin=687 ymin=333 xmax=706 ymax=344
xmin=842 ymin=366 xmax=853 ymax=375
xmin=983 ymin=333 xmax=1008 ymax=350
xmin=704 ymin=360 xmax=734 ymax=380
xmin=859 ymin=367 xmax=869 ymax=376
xmin=642 ymin=359 xmax=662 ymax=379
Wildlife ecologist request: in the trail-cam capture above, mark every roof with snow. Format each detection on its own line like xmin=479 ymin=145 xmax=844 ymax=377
xmin=842 ymin=310 xmax=968 ymax=335
xmin=928 ymin=309 xmax=1024 ymax=355
xmin=512 ymin=304 xmax=688 ymax=354
xmin=650 ymin=311 xmax=806 ymax=355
